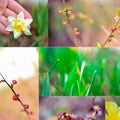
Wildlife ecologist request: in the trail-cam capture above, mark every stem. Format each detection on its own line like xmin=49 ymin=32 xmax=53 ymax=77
xmin=0 ymin=73 xmax=31 ymax=118
xmin=103 ymin=17 xmax=120 ymax=47
xmin=61 ymin=0 xmax=82 ymax=46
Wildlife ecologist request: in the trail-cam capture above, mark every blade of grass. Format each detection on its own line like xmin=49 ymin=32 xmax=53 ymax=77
xmin=41 ymin=59 xmax=60 ymax=96
xmin=79 ymin=61 xmax=86 ymax=84
xmin=85 ymin=70 xmax=97 ymax=96
xmin=70 ymin=84 xmax=74 ymax=96
xmin=78 ymin=61 xmax=86 ymax=94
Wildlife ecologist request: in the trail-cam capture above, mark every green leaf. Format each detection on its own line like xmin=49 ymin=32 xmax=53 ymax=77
xmin=70 ymin=84 xmax=74 ymax=96
xmin=96 ymin=42 xmax=102 ymax=48
xmin=41 ymin=59 xmax=60 ymax=96
xmin=85 ymin=70 xmax=97 ymax=96
xmin=41 ymin=74 xmax=50 ymax=96
xmin=110 ymin=34 xmax=115 ymax=39
xmin=79 ymin=61 xmax=86 ymax=85
xmin=66 ymin=63 xmax=80 ymax=95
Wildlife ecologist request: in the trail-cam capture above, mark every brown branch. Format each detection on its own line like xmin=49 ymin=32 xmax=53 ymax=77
xmin=0 ymin=73 xmax=32 ymax=118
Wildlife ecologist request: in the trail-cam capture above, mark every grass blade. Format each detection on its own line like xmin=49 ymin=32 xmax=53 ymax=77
xmin=79 ymin=61 xmax=86 ymax=84
xmin=41 ymin=75 xmax=50 ymax=96
xmin=41 ymin=59 xmax=60 ymax=96
xmin=85 ymin=70 xmax=97 ymax=96
xmin=70 ymin=84 xmax=74 ymax=96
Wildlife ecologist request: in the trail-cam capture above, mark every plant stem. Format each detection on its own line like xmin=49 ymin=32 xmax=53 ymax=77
xmin=103 ymin=17 xmax=120 ymax=47
xmin=0 ymin=73 xmax=31 ymax=117
xmin=61 ymin=0 xmax=82 ymax=46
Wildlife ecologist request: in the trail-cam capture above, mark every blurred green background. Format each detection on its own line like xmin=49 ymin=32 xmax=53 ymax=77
xmin=39 ymin=48 xmax=120 ymax=96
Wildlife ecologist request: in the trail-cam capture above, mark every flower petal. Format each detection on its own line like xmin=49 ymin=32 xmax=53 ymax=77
xmin=13 ymin=30 xmax=21 ymax=39
xmin=6 ymin=25 xmax=14 ymax=32
xmin=23 ymin=27 xmax=32 ymax=36
xmin=17 ymin=11 xmax=24 ymax=20
xmin=24 ymin=18 xmax=33 ymax=26
xmin=7 ymin=16 xmax=15 ymax=23
xmin=106 ymin=101 xmax=118 ymax=114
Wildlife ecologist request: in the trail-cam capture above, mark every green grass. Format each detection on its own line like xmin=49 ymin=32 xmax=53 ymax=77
xmin=39 ymin=48 xmax=120 ymax=96
xmin=32 ymin=3 xmax=48 ymax=46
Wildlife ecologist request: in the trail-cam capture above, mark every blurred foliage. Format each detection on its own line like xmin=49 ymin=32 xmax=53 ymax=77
xmin=39 ymin=48 xmax=120 ymax=96
xmin=32 ymin=3 xmax=48 ymax=46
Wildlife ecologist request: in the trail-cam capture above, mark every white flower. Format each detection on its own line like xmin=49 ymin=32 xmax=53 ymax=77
xmin=6 ymin=11 xmax=33 ymax=39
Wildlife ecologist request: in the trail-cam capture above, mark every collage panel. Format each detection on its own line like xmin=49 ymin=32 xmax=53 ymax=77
xmin=49 ymin=0 xmax=120 ymax=47
xmin=39 ymin=96 xmax=105 ymax=120
xmin=105 ymin=96 xmax=120 ymax=120
xmin=39 ymin=48 xmax=120 ymax=96
xmin=0 ymin=0 xmax=48 ymax=47
xmin=0 ymin=48 xmax=38 ymax=120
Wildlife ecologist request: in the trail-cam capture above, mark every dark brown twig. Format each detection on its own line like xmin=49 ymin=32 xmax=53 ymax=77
xmin=0 ymin=73 xmax=32 ymax=118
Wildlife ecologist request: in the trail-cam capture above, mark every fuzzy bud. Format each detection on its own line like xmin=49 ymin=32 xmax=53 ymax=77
xmin=24 ymin=104 xmax=29 ymax=109
xmin=111 ymin=27 xmax=117 ymax=32
xmin=12 ymin=80 xmax=17 ymax=85
xmin=13 ymin=95 xmax=18 ymax=101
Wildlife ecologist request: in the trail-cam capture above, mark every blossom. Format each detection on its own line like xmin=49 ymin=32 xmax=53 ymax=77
xmin=106 ymin=101 xmax=120 ymax=120
xmin=6 ymin=11 xmax=33 ymax=39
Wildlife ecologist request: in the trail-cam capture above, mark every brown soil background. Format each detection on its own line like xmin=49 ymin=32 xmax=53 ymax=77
xmin=0 ymin=74 xmax=38 ymax=120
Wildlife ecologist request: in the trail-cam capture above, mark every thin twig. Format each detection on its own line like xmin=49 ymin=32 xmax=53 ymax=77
xmin=61 ymin=0 xmax=82 ymax=46
xmin=0 ymin=73 xmax=32 ymax=118
xmin=103 ymin=17 xmax=120 ymax=47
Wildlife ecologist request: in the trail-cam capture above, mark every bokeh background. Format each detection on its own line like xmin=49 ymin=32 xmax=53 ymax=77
xmin=49 ymin=0 xmax=120 ymax=46
xmin=0 ymin=48 xmax=38 ymax=120
xmin=39 ymin=96 xmax=105 ymax=120
xmin=0 ymin=0 xmax=48 ymax=47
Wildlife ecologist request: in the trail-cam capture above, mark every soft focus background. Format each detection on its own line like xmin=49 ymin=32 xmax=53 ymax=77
xmin=0 ymin=0 xmax=48 ymax=47
xmin=39 ymin=48 xmax=120 ymax=96
xmin=0 ymin=48 xmax=38 ymax=120
xmin=49 ymin=0 xmax=120 ymax=46
xmin=39 ymin=96 xmax=105 ymax=120
xmin=106 ymin=96 xmax=120 ymax=106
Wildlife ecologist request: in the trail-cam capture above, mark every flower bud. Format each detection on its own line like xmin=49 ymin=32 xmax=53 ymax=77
xmin=111 ymin=27 xmax=117 ymax=32
xmin=13 ymin=95 xmax=18 ymax=101
xmin=24 ymin=104 xmax=29 ymax=109
xmin=12 ymin=80 xmax=17 ymax=85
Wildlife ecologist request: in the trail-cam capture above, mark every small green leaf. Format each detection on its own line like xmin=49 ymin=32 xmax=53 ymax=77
xmin=96 ymin=42 xmax=102 ymax=48
xmin=110 ymin=34 xmax=115 ymax=39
